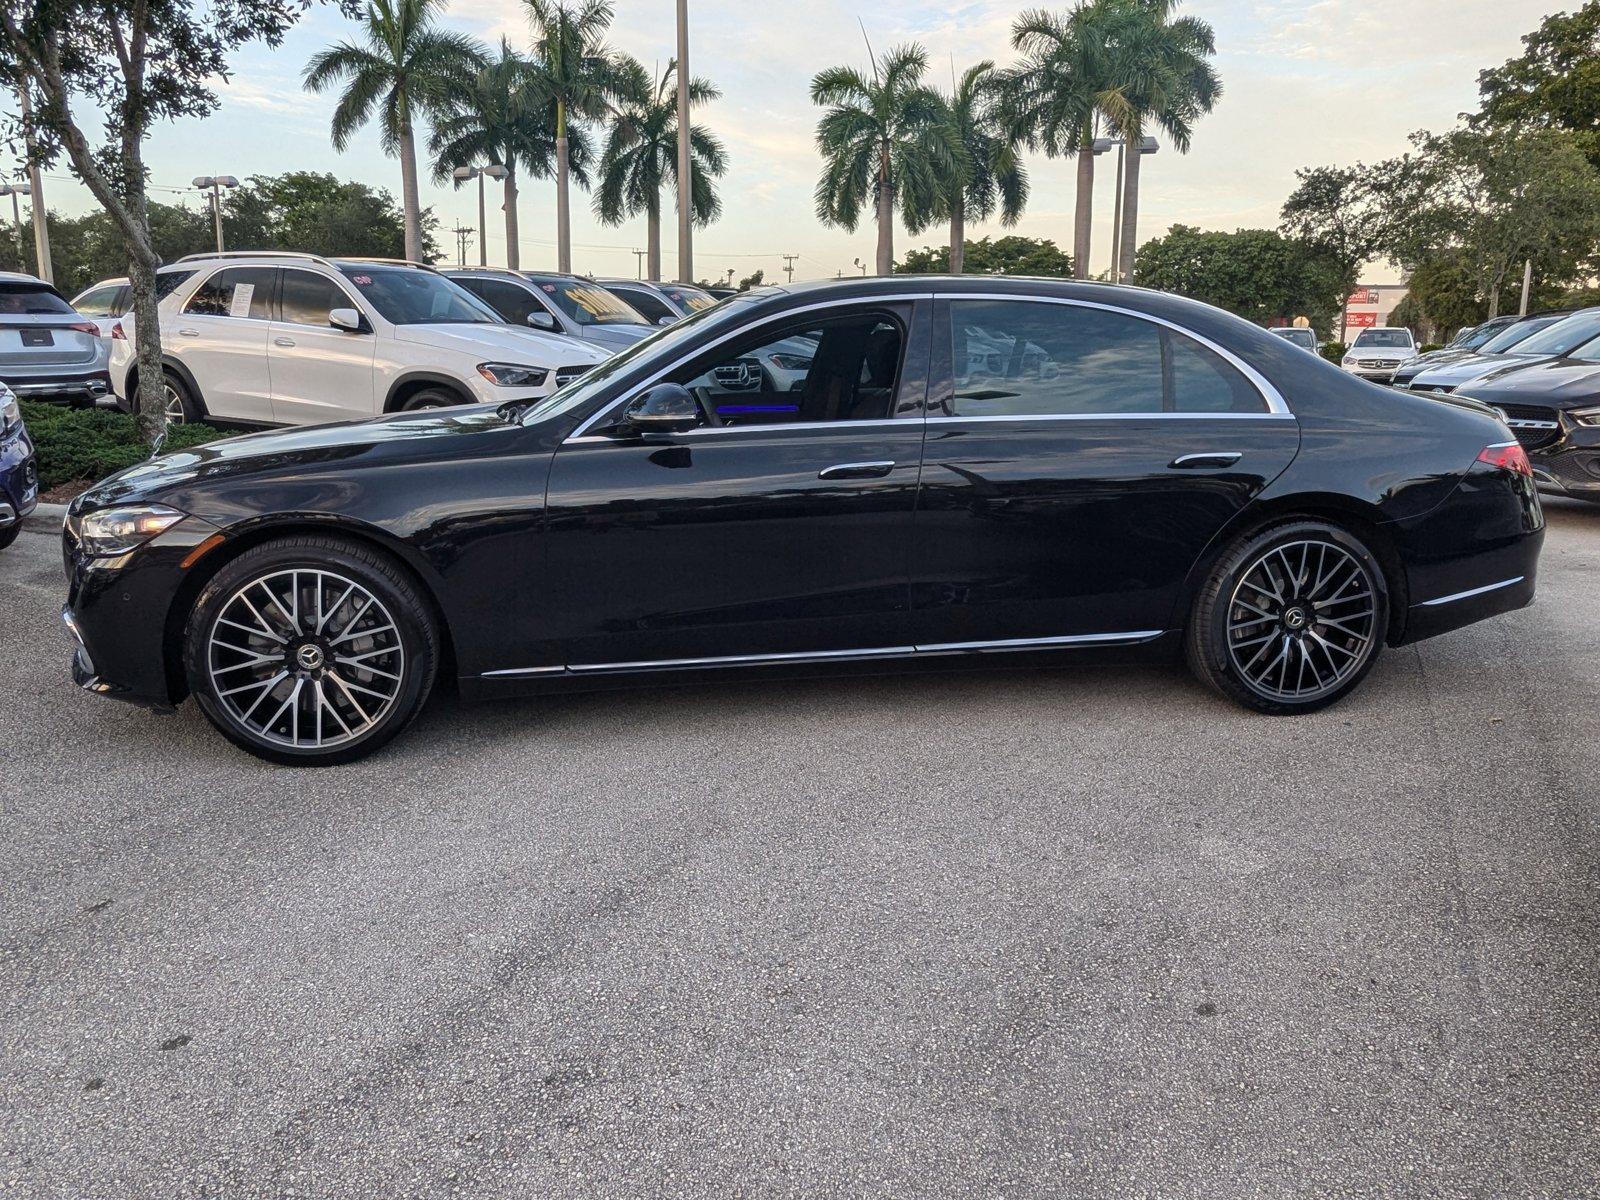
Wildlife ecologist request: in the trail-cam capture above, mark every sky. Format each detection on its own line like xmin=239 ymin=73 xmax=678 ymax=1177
xmin=5 ymin=0 xmax=1562 ymax=285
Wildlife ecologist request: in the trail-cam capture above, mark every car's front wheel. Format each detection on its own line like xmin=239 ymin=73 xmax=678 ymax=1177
xmin=183 ymin=536 xmax=438 ymax=765
xmin=1186 ymin=520 xmax=1388 ymax=714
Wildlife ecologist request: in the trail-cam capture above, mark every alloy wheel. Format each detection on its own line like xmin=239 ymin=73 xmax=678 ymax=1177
xmin=206 ymin=568 xmax=404 ymax=749
xmin=1226 ymin=539 xmax=1378 ymax=702
xmin=164 ymin=383 xmax=186 ymax=424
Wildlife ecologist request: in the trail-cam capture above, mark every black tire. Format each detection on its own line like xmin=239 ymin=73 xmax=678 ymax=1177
xmin=1185 ymin=519 xmax=1388 ymax=715
xmin=162 ymin=371 xmax=203 ymax=425
xmin=400 ymin=387 xmax=465 ymax=412
xmin=182 ymin=535 xmax=439 ymax=766
xmin=0 ymin=523 xmax=19 ymax=550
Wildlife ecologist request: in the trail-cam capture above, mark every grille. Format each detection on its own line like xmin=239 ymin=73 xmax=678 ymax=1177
xmin=1357 ymin=358 xmax=1396 ymax=369
xmin=554 ymin=365 xmax=589 ymax=387
xmin=1492 ymin=403 xmax=1562 ymax=451
xmin=712 ymin=358 xmax=760 ymax=391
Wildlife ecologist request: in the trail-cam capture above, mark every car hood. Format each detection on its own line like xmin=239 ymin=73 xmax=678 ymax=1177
xmin=582 ymin=324 xmax=653 ymax=352
xmin=1397 ymin=352 xmax=1552 ymax=389
xmin=1457 ymin=357 xmax=1600 ymax=408
xmin=72 ymin=404 xmax=520 ymax=512
xmin=393 ymin=322 xmax=606 ymax=366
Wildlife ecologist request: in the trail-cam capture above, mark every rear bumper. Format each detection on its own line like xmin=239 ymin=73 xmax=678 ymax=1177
xmin=3 ymin=369 xmax=110 ymax=403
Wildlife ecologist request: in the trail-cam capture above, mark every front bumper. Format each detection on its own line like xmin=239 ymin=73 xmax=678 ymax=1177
xmin=0 ymin=424 xmax=38 ymax=526
xmin=3 ymin=369 xmax=110 ymax=404
xmin=1527 ymin=425 xmax=1600 ymax=502
xmin=1343 ymin=363 xmax=1404 ymax=382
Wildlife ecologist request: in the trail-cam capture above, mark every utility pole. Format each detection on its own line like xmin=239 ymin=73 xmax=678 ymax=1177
xmin=632 ymin=248 xmax=646 ymax=279
xmin=1519 ymin=259 xmax=1533 ymax=316
xmin=452 ymin=223 xmax=474 ymax=267
xmin=675 ymin=0 xmax=693 ymax=284
xmin=16 ymin=83 xmax=50 ymax=282
xmin=782 ymin=253 xmax=798 ymax=284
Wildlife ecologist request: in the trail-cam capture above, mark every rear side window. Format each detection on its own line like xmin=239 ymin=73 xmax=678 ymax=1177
xmin=0 ymin=282 xmax=74 ymax=315
xmin=72 ymin=284 xmax=123 ymax=316
xmin=279 ymin=269 xmax=353 ymax=326
xmin=184 ymin=267 xmax=275 ymax=319
xmin=945 ymin=299 xmax=1265 ymax=417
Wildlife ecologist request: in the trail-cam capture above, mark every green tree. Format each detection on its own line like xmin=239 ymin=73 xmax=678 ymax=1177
xmin=1133 ymin=224 xmax=1344 ymax=333
xmin=735 ymin=268 xmax=765 ymax=291
xmin=593 ymin=57 xmax=725 ymax=282
xmin=1376 ymin=125 xmax=1600 ymax=317
xmin=0 ymin=0 xmax=316 ymax=444
xmin=895 ymin=234 xmax=1074 ymax=276
xmin=919 ymin=61 xmax=1027 ymax=274
xmin=523 ymin=0 xmax=635 ymax=274
xmin=224 ymin=171 xmax=432 ymax=260
xmin=811 ymin=43 xmax=956 ymax=275
xmin=303 ymin=0 xmax=483 ymax=264
xmin=1475 ymin=3 xmax=1600 ymax=167
xmin=1099 ymin=0 xmax=1222 ymax=283
xmin=1280 ymin=164 xmax=1388 ymax=340
xmin=1008 ymin=2 xmax=1121 ymax=279
xmin=430 ymin=38 xmax=561 ymax=270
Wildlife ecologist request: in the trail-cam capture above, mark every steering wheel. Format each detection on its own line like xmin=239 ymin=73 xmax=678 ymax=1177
xmin=688 ymin=382 xmax=723 ymax=427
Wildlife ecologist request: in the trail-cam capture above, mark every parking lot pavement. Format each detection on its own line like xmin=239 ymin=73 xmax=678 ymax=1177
xmin=2 ymin=503 xmax=1597 ymax=1198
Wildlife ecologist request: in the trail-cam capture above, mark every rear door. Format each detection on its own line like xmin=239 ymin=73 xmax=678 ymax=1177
xmin=267 ymin=268 xmax=378 ymax=425
xmin=910 ymin=296 xmax=1301 ymax=647
xmin=170 ymin=266 xmax=276 ymax=422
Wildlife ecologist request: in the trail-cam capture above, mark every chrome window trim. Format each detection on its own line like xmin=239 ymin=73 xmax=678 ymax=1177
xmin=925 ymin=412 xmax=1294 ymax=425
xmin=478 ymin=629 xmax=1167 ymax=678
xmin=1416 ymin=576 xmax=1524 ymax=608
xmin=936 ymin=291 xmax=1290 ymax=416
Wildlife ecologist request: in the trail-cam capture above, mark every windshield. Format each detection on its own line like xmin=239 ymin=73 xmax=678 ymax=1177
xmin=663 ymin=285 xmax=717 ymax=313
xmin=1455 ymin=323 xmax=1506 ymax=350
xmin=337 ymin=265 xmax=500 ymax=325
xmin=0 ymin=282 xmax=74 ymax=315
xmin=1352 ymin=329 xmax=1412 ymax=348
xmin=1506 ymin=310 xmax=1600 ymax=357
xmin=1480 ymin=316 xmax=1563 ymax=355
xmin=1272 ymin=328 xmax=1316 ymax=348
xmin=531 ymin=277 xmax=648 ymax=327
xmin=519 ymin=294 xmax=763 ymax=426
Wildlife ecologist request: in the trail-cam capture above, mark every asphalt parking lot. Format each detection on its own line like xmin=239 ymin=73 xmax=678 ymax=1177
xmin=2 ymin=501 xmax=1598 ymax=1198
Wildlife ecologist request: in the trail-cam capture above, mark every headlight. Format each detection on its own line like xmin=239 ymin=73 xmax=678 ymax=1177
xmin=1341 ymin=357 xmax=1355 ymax=366
xmin=476 ymin=362 xmax=549 ymax=388
xmin=1571 ymin=405 xmax=1600 ymax=427
xmin=0 ymin=387 xmax=18 ymax=431
xmin=767 ymin=354 xmax=814 ymax=372
xmin=68 ymin=504 xmax=186 ymax=556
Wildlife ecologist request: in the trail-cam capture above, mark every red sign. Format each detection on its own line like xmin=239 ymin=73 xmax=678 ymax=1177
xmin=1345 ymin=312 xmax=1378 ymax=329
xmin=1348 ymin=288 xmax=1378 ymax=306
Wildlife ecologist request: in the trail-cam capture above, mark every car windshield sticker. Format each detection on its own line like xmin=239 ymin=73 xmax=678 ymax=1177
xmin=228 ymin=284 xmax=254 ymax=318
xmin=543 ymin=283 xmax=557 ymax=292
xmin=351 ymin=274 xmax=373 ymax=286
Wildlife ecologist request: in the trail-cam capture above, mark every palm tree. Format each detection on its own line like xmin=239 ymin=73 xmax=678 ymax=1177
xmin=594 ymin=57 xmax=727 ymax=281
xmin=922 ymin=61 xmax=1028 ymax=274
xmin=523 ymin=0 xmax=635 ymax=273
xmin=1009 ymin=3 xmax=1120 ymax=279
xmin=304 ymin=0 xmax=484 ymax=263
xmin=1099 ymin=0 xmax=1221 ymax=283
xmin=811 ymin=43 xmax=956 ymax=275
xmin=431 ymin=38 xmax=566 ymax=271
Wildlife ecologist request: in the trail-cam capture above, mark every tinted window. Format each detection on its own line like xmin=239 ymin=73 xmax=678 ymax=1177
xmin=0 ymin=282 xmax=74 ymax=315
xmin=337 ymin=265 xmax=498 ymax=325
xmin=184 ymin=267 xmax=275 ymax=319
xmin=279 ymin=269 xmax=353 ymax=326
xmin=610 ymin=285 xmax=674 ymax=324
xmin=946 ymin=300 xmax=1263 ymax=417
xmin=663 ymin=285 xmax=717 ymax=313
xmin=461 ymin=278 xmax=548 ymax=327
xmin=72 ymin=284 xmax=122 ymax=316
xmin=531 ymin=277 xmax=644 ymax=326
xmin=155 ymin=271 xmax=196 ymax=300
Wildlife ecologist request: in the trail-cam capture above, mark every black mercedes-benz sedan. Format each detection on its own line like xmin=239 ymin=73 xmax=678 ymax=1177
xmin=61 ymin=278 xmax=1545 ymax=765
xmin=1456 ymin=355 xmax=1600 ymax=503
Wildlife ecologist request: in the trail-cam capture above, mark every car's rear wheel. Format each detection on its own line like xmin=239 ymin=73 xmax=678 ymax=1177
xmin=183 ymin=536 xmax=438 ymax=765
xmin=1186 ymin=520 xmax=1387 ymax=714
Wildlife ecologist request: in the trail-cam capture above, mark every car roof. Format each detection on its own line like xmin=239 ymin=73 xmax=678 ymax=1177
xmin=0 ymin=270 xmax=49 ymax=285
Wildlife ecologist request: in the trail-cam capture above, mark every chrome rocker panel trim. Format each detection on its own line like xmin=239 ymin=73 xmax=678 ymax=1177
xmin=1416 ymin=576 xmax=1526 ymax=608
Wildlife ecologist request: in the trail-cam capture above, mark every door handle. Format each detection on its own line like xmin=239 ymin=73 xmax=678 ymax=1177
xmin=177 ymin=328 xmax=200 ymax=338
xmin=1169 ymin=452 xmax=1242 ymax=469
xmin=274 ymin=337 xmax=297 ymax=348
xmin=819 ymin=460 xmax=896 ymax=480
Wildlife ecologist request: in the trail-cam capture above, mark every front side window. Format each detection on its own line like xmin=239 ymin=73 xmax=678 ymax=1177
xmin=279 ymin=269 xmax=354 ymax=327
xmin=183 ymin=267 xmax=275 ymax=319
xmin=945 ymin=300 xmax=1266 ymax=417
xmin=458 ymin=278 xmax=549 ymax=328
xmin=72 ymin=284 xmax=122 ymax=317
xmin=530 ymin=277 xmax=645 ymax=326
xmin=610 ymin=286 xmax=675 ymax=324
xmin=336 ymin=265 xmax=499 ymax=326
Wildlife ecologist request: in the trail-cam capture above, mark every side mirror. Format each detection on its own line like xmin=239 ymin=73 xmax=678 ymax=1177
xmin=329 ymin=307 xmax=363 ymax=333
xmin=622 ymin=383 xmax=700 ymax=433
xmin=657 ymin=315 xmax=676 ymax=327
xmin=526 ymin=310 xmax=559 ymax=333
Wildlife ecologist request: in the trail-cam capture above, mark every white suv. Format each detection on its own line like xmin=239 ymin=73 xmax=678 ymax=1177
xmin=1339 ymin=327 xmax=1417 ymax=383
xmin=108 ymin=253 xmax=606 ymax=425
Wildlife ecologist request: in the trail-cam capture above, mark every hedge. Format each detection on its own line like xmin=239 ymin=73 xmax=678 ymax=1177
xmin=19 ymin=400 xmax=229 ymax=491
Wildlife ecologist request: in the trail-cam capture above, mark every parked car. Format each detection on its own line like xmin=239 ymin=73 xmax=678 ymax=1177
xmin=442 ymin=268 xmax=655 ymax=354
xmin=0 ymin=383 xmax=37 ymax=550
xmin=60 ymin=276 xmax=1544 ymax=765
xmin=1458 ymin=351 xmax=1600 ymax=503
xmin=1339 ymin=327 xmax=1417 ymax=382
xmin=1269 ymin=327 xmax=1318 ymax=353
xmin=70 ymin=270 xmax=202 ymax=341
xmin=0 ymin=272 xmax=110 ymax=405
xmin=597 ymin=279 xmax=720 ymax=325
xmin=1391 ymin=312 xmax=1574 ymax=392
xmin=107 ymin=252 xmax=605 ymax=426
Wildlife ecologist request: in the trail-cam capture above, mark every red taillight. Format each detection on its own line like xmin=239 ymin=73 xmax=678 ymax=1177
xmin=110 ymin=321 xmax=125 ymax=340
xmin=67 ymin=321 xmax=100 ymax=335
xmin=1477 ymin=441 xmax=1532 ymax=476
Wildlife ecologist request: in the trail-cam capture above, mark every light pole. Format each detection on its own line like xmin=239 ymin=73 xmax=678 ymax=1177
xmin=16 ymin=83 xmax=52 ymax=282
xmin=1112 ymin=136 xmax=1158 ymax=285
xmin=192 ymin=175 xmax=239 ymax=253
xmin=453 ymin=164 xmax=508 ymax=266
xmin=0 ymin=182 xmax=31 ymax=265
xmin=675 ymin=0 xmax=693 ymax=284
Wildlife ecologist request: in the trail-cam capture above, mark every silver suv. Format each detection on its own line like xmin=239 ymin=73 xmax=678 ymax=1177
xmin=0 ymin=271 xmax=110 ymax=405
xmin=443 ymin=268 xmax=656 ymax=354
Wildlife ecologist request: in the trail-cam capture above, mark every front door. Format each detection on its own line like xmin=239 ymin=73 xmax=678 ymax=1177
xmin=169 ymin=266 xmax=277 ymax=423
xmin=540 ymin=300 xmax=930 ymax=669
xmin=268 ymin=268 xmax=378 ymax=424
xmin=911 ymin=296 xmax=1302 ymax=647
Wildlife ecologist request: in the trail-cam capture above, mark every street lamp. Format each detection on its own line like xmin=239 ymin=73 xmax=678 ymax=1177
xmin=452 ymin=163 xmax=508 ymax=266
xmin=192 ymin=175 xmax=239 ymax=253
xmin=0 ymin=181 xmax=31 ymax=264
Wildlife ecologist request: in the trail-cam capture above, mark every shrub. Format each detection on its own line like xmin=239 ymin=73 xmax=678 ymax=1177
xmin=19 ymin=400 xmax=228 ymax=490
xmin=1420 ymin=343 xmax=1444 ymax=353
xmin=1320 ymin=341 xmax=1348 ymax=365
